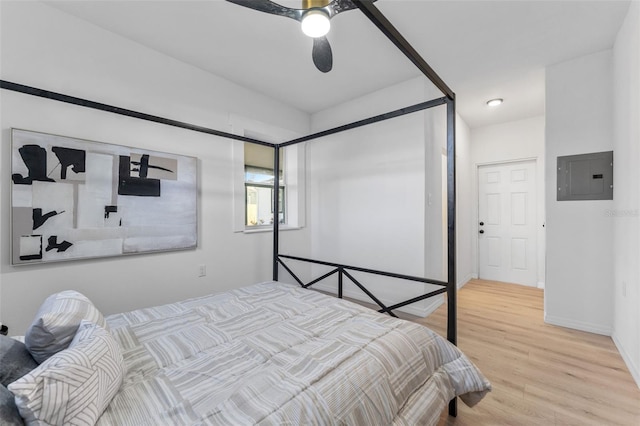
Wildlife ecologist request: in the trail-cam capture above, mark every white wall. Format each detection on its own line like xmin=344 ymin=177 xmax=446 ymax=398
xmin=470 ymin=116 xmax=546 ymax=287
xmin=471 ymin=116 xmax=545 ymax=165
xmin=306 ymin=113 xmax=426 ymax=272
xmin=455 ymin=117 xmax=474 ymax=288
xmin=279 ymin=77 xmax=473 ymax=315
xmin=0 ymin=2 xmax=309 ymax=334
xmin=292 ymin=78 xmax=434 ymax=315
xmin=545 ymin=50 xmax=614 ymax=335
xmin=612 ymin=1 xmax=640 ymax=387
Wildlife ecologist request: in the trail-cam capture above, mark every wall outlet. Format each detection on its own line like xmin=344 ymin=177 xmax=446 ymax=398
xmin=622 ymin=281 xmax=627 ymax=297
xmin=198 ymin=264 xmax=206 ymax=277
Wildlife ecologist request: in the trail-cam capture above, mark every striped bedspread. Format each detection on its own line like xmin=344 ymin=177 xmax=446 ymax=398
xmin=98 ymin=281 xmax=490 ymax=425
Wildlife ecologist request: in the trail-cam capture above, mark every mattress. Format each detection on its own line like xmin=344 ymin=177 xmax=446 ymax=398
xmin=98 ymin=281 xmax=490 ymax=425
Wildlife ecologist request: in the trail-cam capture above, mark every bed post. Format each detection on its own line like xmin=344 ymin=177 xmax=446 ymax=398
xmin=446 ymin=96 xmax=457 ymax=416
xmin=273 ymin=144 xmax=280 ymax=281
xmin=446 ymin=97 xmax=457 ymax=347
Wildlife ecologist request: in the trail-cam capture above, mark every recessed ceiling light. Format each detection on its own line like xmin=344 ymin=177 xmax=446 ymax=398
xmin=486 ymin=98 xmax=503 ymax=107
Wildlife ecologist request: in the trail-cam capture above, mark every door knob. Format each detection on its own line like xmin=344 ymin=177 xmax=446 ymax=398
xmin=479 ymin=229 xmax=485 ymax=234
xmin=479 ymin=221 xmax=484 ymax=226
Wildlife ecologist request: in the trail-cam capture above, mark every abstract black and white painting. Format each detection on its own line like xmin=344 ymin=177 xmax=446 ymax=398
xmin=11 ymin=129 xmax=197 ymax=265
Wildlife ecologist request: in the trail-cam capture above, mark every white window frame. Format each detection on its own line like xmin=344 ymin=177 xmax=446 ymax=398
xmin=229 ymin=115 xmax=305 ymax=233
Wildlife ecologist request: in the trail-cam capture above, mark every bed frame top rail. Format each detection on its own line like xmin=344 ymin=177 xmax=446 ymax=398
xmin=277 ymin=254 xmax=447 ymax=318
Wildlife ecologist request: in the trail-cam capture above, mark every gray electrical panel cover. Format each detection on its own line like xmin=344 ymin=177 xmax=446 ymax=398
xmin=557 ymin=151 xmax=613 ymax=201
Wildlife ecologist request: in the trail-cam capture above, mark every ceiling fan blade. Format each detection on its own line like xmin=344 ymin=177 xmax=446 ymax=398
xmin=225 ymin=0 xmax=303 ymax=21
xmin=312 ymin=36 xmax=333 ymax=73
xmin=326 ymin=0 xmax=376 ymax=17
xmin=327 ymin=0 xmax=357 ymax=16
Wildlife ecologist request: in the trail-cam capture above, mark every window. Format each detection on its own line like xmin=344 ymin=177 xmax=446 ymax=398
xmin=245 ymin=165 xmax=284 ymax=226
xmin=229 ymin=116 xmax=305 ymax=233
xmin=244 ymin=143 xmax=285 ymax=228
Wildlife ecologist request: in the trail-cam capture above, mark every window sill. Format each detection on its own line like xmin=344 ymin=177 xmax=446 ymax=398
xmin=239 ymin=225 xmax=303 ymax=234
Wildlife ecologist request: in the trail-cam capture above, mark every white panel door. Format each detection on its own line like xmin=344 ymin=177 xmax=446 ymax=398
xmin=478 ymin=161 xmax=537 ymax=286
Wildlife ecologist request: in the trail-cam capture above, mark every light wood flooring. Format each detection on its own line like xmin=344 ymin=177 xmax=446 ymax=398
xmin=408 ymin=279 xmax=640 ymax=426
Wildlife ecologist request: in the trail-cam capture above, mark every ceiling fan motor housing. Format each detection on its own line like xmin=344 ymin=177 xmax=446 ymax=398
xmin=302 ymin=0 xmax=330 ymax=10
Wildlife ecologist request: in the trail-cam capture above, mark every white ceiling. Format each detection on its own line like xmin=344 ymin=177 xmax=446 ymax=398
xmin=45 ymin=0 xmax=630 ymax=129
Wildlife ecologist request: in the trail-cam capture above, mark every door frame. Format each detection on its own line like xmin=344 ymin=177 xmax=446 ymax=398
xmin=474 ymin=157 xmax=545 ymax=288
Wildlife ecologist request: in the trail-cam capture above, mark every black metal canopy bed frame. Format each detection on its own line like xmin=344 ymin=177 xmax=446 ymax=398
xmin=1 ymin=0 xmax=463 ymax=419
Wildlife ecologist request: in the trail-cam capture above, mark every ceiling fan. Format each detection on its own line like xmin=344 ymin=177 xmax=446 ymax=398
xmin=226 ymin=0 xmax=370 ymax=73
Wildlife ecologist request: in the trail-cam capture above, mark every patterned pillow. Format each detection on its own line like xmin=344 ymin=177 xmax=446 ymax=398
xmin=25 ymin=290 xmax=108 ymax=363
xmin=9 ymin=321 xmax=124 ymax=425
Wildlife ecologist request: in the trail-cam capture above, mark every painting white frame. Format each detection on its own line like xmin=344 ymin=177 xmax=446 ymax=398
xmin=10 ymin=128 xmax=197 ymax=265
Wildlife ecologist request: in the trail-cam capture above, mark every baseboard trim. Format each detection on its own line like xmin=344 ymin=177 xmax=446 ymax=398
xmin=544 ymin=314 xmax=612 ymax=336
xmin=537 ymin=281 xmax=545 ymax=289
xmin=457 ymin=273 xmax=475 ymax=289
xmin=612 ymin=334 xmax=640 ymax=389
xmin=311 ymin=282 xmax=443 ymax=317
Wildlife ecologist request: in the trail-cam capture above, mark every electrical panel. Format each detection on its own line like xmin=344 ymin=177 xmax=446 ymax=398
xmin=557 ymin=151 xmax=613 ymax=201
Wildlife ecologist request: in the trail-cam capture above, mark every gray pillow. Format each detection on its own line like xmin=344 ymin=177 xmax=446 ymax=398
xmin=25 ymin=290 xmax=108 ymax=364
xmin=0 ymin=384 xmax=23 ymax=425
xmin=0 ymin=336 xmax=37 ymax=387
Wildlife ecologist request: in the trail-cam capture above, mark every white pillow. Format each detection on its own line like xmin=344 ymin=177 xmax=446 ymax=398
xmin=9 ymin=321 xmax=124 ymax=425
xmin=25 ymin=290 xmax=108 ymax=364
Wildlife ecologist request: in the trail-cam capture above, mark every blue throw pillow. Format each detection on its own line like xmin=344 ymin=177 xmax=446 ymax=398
xmin=0 ymin=336 xmax=38 ymax=387
xmin=0 ymin=384 xmax=23 ymax=425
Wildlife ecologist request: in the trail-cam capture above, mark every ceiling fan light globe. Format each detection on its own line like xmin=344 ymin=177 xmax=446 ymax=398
xmin=301 ymin=10 xmax=330 ymax=38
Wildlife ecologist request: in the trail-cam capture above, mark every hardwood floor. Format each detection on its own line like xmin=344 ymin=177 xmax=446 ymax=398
xmin=408 ymin=279 xmax=640 ymax=426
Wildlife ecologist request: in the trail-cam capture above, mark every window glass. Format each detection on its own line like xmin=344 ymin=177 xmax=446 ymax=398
xmin=244 ymin=162 xmax=285 ymax=227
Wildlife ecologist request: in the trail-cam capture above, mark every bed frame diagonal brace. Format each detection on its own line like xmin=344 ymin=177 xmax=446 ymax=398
xmin=377 ymin=287 xmax=447 ymax=315
xmin=341 ymin=269 xmax=398 ymax=318
xmin=276 ymin=257 xmax=304 ymax=287
xmin=303 ymin=268 xmax=340 ymax=289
